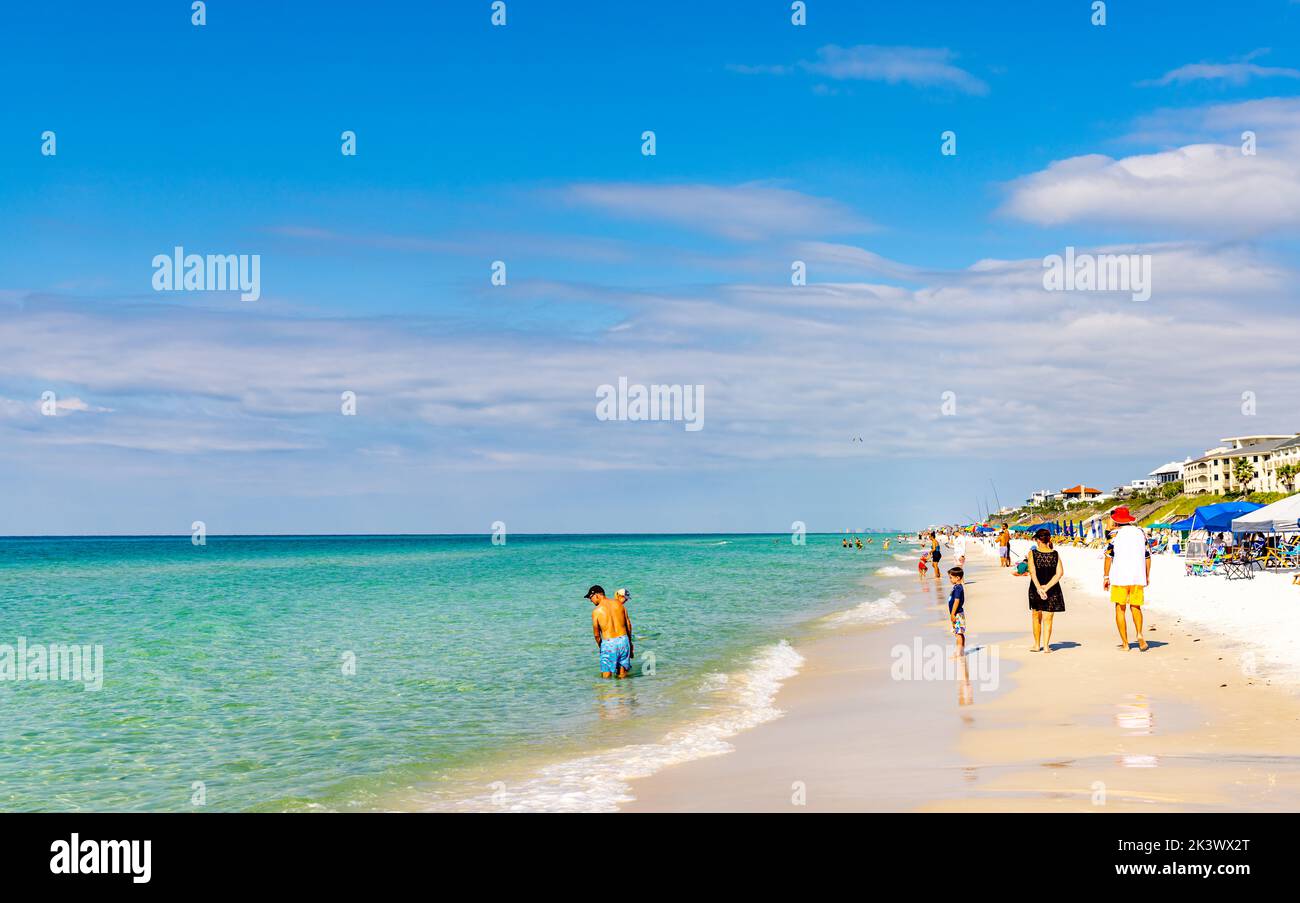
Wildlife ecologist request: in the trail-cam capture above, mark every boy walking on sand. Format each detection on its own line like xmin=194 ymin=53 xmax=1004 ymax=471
xmin=947 ymin=566 xmax=966 ymax=657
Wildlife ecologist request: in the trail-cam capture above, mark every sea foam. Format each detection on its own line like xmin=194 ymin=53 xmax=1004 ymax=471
xmin=823 ymin=590 xmax=909 ymax=627
xmin=426 ymin=640 xmax=805 ymax=813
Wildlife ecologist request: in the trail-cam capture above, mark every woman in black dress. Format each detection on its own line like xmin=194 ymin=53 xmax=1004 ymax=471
xmin=1028 ymin=528 xmax=1065 ymax=652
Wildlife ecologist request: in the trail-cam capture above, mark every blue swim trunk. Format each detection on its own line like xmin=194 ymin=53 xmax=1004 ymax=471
xmin=599 ymin=635 xmax=632 ymax=674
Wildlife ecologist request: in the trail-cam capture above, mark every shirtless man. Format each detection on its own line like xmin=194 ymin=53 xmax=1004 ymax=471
xmin=585 ymin=585 xmax=634 ymax=679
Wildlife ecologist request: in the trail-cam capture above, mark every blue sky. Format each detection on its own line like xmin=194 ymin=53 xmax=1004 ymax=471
xmin=3 ymin=1 xmax=1300 ymax=533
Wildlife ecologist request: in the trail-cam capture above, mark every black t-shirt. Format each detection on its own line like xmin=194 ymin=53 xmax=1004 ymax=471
xmin=948 ymin=583 xmax=965 ymax=615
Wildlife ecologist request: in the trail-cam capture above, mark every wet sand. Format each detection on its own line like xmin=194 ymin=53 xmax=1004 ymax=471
xmin=621 ymin=543 xmax=1300 ymax=811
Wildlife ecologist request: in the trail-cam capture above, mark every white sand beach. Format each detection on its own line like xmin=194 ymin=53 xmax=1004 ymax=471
xmin=1014 ymin=538 xmax=1300 ymax=686
xmin=621 ymin=540 xmax=1300 ymax=812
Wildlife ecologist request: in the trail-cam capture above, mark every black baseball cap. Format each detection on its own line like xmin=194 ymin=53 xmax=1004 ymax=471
xmin=584 ymin=584 xmax=605 ymax=599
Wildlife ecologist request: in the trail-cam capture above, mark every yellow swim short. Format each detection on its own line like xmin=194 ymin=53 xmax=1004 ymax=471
xmin=1110 ymin=585 xmax=1144 ymax=606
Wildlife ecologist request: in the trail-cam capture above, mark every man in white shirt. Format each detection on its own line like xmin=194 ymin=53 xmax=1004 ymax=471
xmin=1103 ymin=507 xmax=1151 ymax=651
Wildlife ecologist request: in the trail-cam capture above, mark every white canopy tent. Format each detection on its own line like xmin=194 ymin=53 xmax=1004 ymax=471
xmin=1231 ymin=493 xmax=1300 ymax=534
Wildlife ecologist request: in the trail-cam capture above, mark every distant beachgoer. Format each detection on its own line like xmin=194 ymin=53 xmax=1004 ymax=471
xmin=586 ymin=585 xmax=634 ymax=678
xmin=1104 ymin=507 xmax=1150 ymax=652
xmin=998 ymin=525 xmax=1011 ymax=567
xmin=918 ymin=552 xmax=930 ymax=581
xmin=929 ymin=532 xmax=942 ymax=578
xmin=953 ymin=532 xmax=967 ymax=567
xmin=842 ymin=538 xmax=849 ymax=548
xmin=615 ymin=588 xmax=630 ymax=606
xmin=947 ymin=566 xmax=966 ymax=657
xmin=1027 ymin=528 xmax=1065 ymax=652
xmin=882 ymin=540 xmax=890 ymax=551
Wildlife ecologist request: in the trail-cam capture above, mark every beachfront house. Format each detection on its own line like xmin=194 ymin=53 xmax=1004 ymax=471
xmin=1183 ymin=435 xmax=1298 ymax=495
xmin=1112 ymin=478 xmax=1157 ymax=498
xmin=1025 ymin=489 xmax=1053 ymax=507
xmin=1060 ymin=485 xmax=1103 ymax=506
xmin=1149 ymin=459 xmax=1188 ymax=485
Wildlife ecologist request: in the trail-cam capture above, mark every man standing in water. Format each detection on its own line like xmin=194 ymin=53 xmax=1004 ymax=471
xmin=1104 ymin=507 xmax=1150 ymax=651
xmin=586 ymin=585 xmax=634 ymax=678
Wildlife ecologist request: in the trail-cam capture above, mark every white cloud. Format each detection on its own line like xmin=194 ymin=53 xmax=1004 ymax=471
xmin=1003 ymin=117 xmax=1300 ymax=232
xmin=801 ymin=45 xmax=988 ymax=95
xmin=561 ymin=182 xmax=871 ymax=241
xmin=1147 ymin=62 xmax=1300 ymax=86
xmin=52 ymin=396 xmax=112 ymax=415
xmin=1143 ymin=50 xmax=1300 ymax=86
xmin=2 ymin=238 xmax=1294 ymax=476
xmin=1005 ymin=97 xmax=1300 ymax=232
xmin=730 ymin=44 xmax=987 ymax=95
xmin=1124 ymin=96 xmax=1300 ymax=144
xmin=0 ymin=395 xmax=110 ymax=418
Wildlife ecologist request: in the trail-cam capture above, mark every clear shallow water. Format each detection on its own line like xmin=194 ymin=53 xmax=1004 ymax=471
xmin=0 ymin=534 xmax=900 ymax=811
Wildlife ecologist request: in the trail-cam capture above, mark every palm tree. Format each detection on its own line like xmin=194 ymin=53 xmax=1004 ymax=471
xmin=1277 ymin=463 xmax=1298 ymax=494
xmin=1232 ymin=458 xmax=1257 ymax=494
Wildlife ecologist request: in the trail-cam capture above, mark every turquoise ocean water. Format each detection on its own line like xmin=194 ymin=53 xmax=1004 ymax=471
xmin=0 ymin=534 xmax=909 ymax=812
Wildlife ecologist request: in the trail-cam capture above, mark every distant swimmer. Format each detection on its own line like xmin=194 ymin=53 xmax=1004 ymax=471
xmin=882 ymin=540 xmax=890 ymax=551
xmin=586 ymin=585 xmax=634 ymax=679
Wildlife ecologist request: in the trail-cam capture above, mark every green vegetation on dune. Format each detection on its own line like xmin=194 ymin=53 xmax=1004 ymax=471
xmin=998 ymin=484 xmax=1289 ymax=529
xmin=1145 ymin=491 xmax=1286 ymax=525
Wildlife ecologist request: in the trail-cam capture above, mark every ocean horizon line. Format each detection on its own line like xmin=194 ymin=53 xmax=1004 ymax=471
xmin=0 ymin=530 xmax=912 ymax=540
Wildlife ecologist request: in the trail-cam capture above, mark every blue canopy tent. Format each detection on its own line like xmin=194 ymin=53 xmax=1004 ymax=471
xmin=1172 ymin=501 xmax=1265 ymax=534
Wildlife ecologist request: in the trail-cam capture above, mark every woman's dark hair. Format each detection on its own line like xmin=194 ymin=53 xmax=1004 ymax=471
xmin=1033 ymin=528 xmax=1053 ymax=546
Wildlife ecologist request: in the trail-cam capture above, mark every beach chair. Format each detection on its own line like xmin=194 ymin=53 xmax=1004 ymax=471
xmin=1257 ymin=546 xmax=1292 ymax=570
xmin=1273 ymin=538 xmax=1300 ymax=568
xmin=1186 ymin=549 xmax=1232 ymax=577
xmin=1222 ymin=547 xmax=1258 ymax=581
xmin=1223 ymin=559 xmax=1255 ymax=580
xmin=1251 ymin=539 xmax=1299 ymax=570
